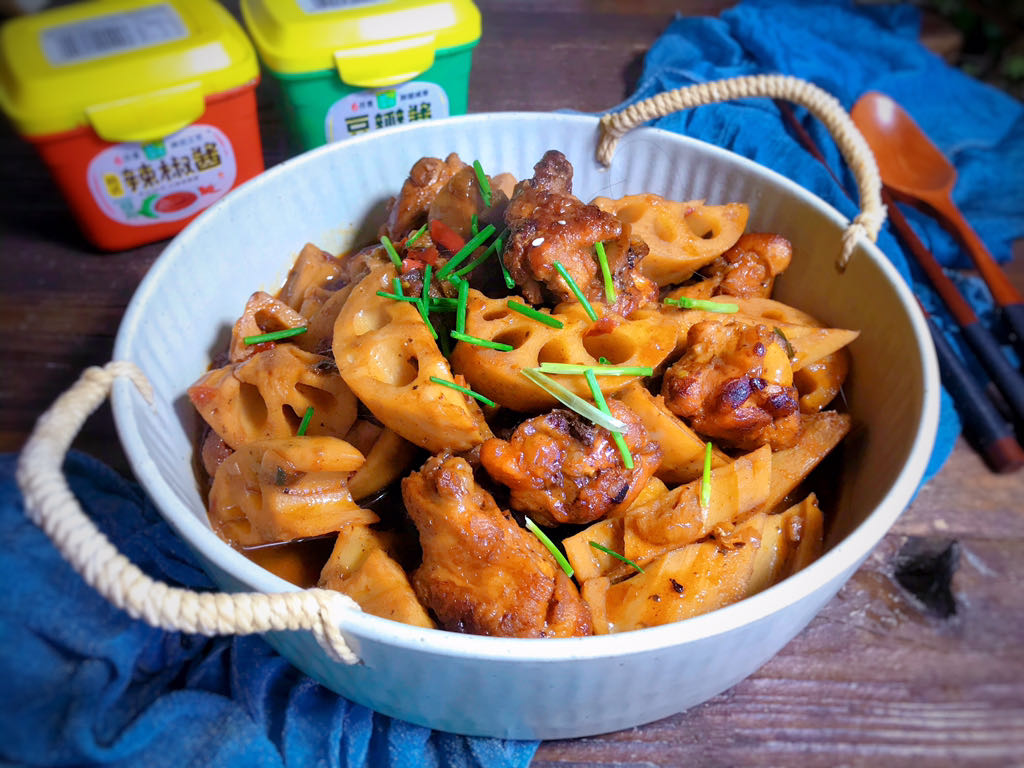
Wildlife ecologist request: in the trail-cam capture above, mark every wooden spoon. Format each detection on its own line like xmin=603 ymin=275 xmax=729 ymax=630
xmin=851 ymin=91 xmax=1024 ymax=363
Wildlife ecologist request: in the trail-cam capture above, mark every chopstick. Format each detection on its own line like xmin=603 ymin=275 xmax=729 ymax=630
xmin=776 ymin=101 xmax=1024 ymax=473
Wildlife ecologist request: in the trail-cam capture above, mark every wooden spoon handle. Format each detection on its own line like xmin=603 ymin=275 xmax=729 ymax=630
xmin=938 ymin=197 xmax=1024 ymax=307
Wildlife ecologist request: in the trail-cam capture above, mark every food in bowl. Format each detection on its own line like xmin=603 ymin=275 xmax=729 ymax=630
xmin=186 ymin=148 xmax=859 ymax=638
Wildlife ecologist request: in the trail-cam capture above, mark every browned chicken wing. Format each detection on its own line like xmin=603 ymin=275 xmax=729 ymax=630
xmin=502 ymin=150 xmax=657 ymax=316
xmin=479 ymin=404 xmax=662 ymax=526
xmin=704 ymin=233 xmax=793 ymax=299
xmin=403 ymin=454 xmax=592 ymax=637
xmin=380 ymin=153 xmax=466 ymax=239
xmin=662 ymin=321 xmax=801 ymax=451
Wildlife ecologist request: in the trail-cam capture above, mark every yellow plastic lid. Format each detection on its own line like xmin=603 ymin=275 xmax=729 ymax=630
xmin=240 ymin=0 xmax=480 ymax=85
xmin=0 ymin=0 xmax=259 ymax=140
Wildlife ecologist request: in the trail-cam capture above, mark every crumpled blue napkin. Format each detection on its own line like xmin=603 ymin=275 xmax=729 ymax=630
xmin=0 ymin=452 xmax=537 ymax=768
xmin=618 ymin=0 xmax=1024 ymax=480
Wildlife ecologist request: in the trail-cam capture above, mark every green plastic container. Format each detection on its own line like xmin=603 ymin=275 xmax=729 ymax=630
xmin=240 ymin=0 xmax=480 ymax=150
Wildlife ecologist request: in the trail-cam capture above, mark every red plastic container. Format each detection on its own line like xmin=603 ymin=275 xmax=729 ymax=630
xmin=0 ymin=0 xmax=264 ymax=251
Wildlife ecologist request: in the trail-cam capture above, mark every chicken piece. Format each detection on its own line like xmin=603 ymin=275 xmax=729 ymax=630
xmin=380 ymin=153 xmax=467 ymax=239
xmin=479 ymin=404 xmax=662 ymax=527
xmin=502 ymin=150 xmax=657 ymax=315
xmin=662 ymin=321 xmax=801 ymax=451
xmin=703 ymin=233 xmax=793 ymax=299
xmin=403 ymin=454 xmax=592 ymax=638
xmin=428 ymin=165 xmax=511 ymax=240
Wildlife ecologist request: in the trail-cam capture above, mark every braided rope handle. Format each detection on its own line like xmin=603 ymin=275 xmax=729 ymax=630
xmin=15 ymin=362 xmax=361 ymax=665
xmin=596 ymin=74 xmax=886 ymax=270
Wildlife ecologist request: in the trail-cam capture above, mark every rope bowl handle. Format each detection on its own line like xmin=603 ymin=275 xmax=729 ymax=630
xmin=15 ymin=361 xmax=362 ymax=665
xmin=595 ymin=74 xmax=886 ymax=271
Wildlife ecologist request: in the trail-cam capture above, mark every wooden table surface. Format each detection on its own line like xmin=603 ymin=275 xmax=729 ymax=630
xmin=2 ymin=1 xmax=1023 ymax=765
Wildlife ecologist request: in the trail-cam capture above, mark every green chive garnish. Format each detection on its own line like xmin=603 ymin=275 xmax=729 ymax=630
xmin=499 ymin=249 xmax=516 ymax=289
xmin=663 ymin=296 xmax=739 ymax=313
xmin=473 ymin=159 xmax=492 ymax=207
xmin=700 ymin=441 xmax=713 ymax=509
xmin=456 ymin=278 xmax=469 ymax=334
xmin=537 ymin=363 xmax=653 ymax=376
xmin=381 ymin=235 xmax=403 ymax=270
xmin=599 ymin=356 xmax=610 ymax=365
xmin=376 ymin=290 xmax=420 ymax=303
xmin=774 ymin=326 xmax=796 ymax=360
xmin=450 ymin=330 xmax=513 ymax=351
xmin=422 ymin=265 xmax=433 ymax=300
xmin=524 ymin=516 xmax=573 ymax=578
xmin=296 ymin=406 xmax=313 ymax=436
xmin=393 ymin=276 xmax=404 ymax=296
xmin=243 ymin=327 xmax=307 ymax=345
xmin=584 ymin=369 xmax=633 ymax=469
xmin=454 ymin=229 xmax=506 ymax=278
xmin=429 ymin=375 xmax=495 ymax=407
xmin=589 ymin=541 xmax=645 ymax=574
xmin=521 ymin=368 xmax=626 ymax=432
xmin=595 ymin=241 xmax=616 ymax=303
xmin=436 ymin=224 xmax=496 ymax=281
xmin=554 ymin=261 xmax=598 ymax=322
xmin=406 ymin=223 xmax=428 ymax=247
xmin=428 ymin=297 xmax=460 ymax=311
xmin=507 ymin=300 xmax=564 ymax=329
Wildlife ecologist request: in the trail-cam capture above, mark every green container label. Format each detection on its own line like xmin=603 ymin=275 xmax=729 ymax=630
xmin=325 ymin=80 xmax=449 ymax=143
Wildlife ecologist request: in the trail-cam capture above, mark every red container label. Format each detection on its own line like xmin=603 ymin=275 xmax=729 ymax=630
xmin=86 ymin=123 xmax=237 ymax=225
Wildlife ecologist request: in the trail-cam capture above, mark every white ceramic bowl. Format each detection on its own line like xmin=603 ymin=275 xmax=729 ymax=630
xmin=112 ymin=112 xmax=940 ymax=740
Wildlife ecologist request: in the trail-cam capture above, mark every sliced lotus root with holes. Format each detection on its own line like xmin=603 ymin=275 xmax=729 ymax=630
xmin=278 ymin=242 xmax=346 ymax=312
xmin=333 ymin=265 xmax=489 ymax=453
xmin=229 ymin=291 xmax=307 ymax=363
xmin=209 ymin=436 xmax=374 ymax=547
xmin=189 ymin=345 xmax=359 ymax=450
xmin=592 ymin=194 xmax=749 ymax=286
xmin=449 ymin=290 xmax=677 ymax=412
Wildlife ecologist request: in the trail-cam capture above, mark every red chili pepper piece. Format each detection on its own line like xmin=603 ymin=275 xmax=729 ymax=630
xmin=401 ymin=257 xmax=426 ymax=274
xmin=429 ymin=219 xmax=465 ymax=253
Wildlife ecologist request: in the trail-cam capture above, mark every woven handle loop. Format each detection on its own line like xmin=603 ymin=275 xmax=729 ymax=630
xmin=15 ymin=362 xmax=362 ymax=665
xmin=596 ymin=74 xmax=886 ymax=271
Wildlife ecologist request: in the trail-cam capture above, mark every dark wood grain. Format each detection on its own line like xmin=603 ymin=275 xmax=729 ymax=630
xmin=1 ymin=2 xmax=1022 ymax=765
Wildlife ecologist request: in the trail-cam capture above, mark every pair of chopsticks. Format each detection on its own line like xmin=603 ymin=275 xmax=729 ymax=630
xmin=776 ymin=101 xmax=1024 ymax=473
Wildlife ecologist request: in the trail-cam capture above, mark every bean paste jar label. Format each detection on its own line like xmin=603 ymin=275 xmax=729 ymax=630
xmin=86 ymin=124 xmax=238 ymax=226
xmin=324 ymin=81 xmax=450 ymax=143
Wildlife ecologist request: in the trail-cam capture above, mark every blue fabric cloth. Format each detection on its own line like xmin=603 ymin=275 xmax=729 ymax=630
xmin=618 ymin=0 xmax=1024 ymax=481
xmin=0 ymin=452 xmax=538 ymax=768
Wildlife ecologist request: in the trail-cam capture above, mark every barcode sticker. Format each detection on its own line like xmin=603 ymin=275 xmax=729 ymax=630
xmin=296 ymin=0 xmax=389 ymax=15
xmin=41 ymin=4 xmax=187 ymax=67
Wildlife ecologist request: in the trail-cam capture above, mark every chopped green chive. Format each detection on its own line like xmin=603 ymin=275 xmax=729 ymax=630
xmin=456 ymin=278 xmax=469 ymax=334
xmin=589 ymin=541 xmax=645 ymax=574
xmin=392 ymin=276 xmax=404 ymax=296
xmin=525 ymin=516 xmax=573 ymax=578
xmin=454 ymin=229 xmax=506 ymax=278
xmin=554 ymin=261 xmax=598 ymax=322
xmin=774 ymin=326 xmax=796 ymax=360
xmin=296 ymin=406 xmax=313 ymax=436
xmin=451 ymin=330 xmax=513 ymax=351
xmin=436 ymin=224 xmax=496 ymax=280
xmin=429 ymin=375 xmax=496 ymax=407
xmin=406 ymin=222 xmax=428 ymax=247
xmin=244 ymin=327 xmax=307 ymax=345
xmin=507 ymin=300 xmax=564 ymax=329
xmin=499 ymin=249 xmax=516 ymax=289
xmin=700 ymin=441 xmax=713 ymax=509
xmin=376 ymin=290 xmax=420 ymax=303
xmin=585 ymin=369 xmax=633 ymax=469
xmin=537 ymin=363 xmax=653 ymax=376
xmin=599 ymin=356 xmax=610 ymax=365
xmin=521 ymin=368 xmax=626 ymax=432
xmin=428 ymin=297 xmax=460 ymax=311
xmin=663 ymin=296 xmax=739 ymax=313
xmin=422 ymin=265 xmax=433 ymax=300
xmin=473 ymin=159 xmax=492 ymax=207
xmin=595 ymin=241 xmax=616 ymax=303
xmin=381 ymin=235 xmax=403 ymax=270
